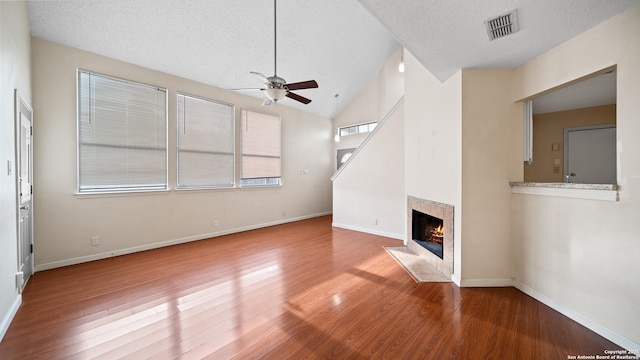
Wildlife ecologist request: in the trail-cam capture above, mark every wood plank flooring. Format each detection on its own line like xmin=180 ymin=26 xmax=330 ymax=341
xmin=0 ymin=216 xmax=622 ymax=359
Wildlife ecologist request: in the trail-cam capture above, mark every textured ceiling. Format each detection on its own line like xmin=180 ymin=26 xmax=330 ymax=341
xmin=27 ymin=0 xmax=638 ymax=119
xmin=27 ymin=0 xmax=398 ymax=119
xmin=358 ymin=0 xmax=638 ymax=82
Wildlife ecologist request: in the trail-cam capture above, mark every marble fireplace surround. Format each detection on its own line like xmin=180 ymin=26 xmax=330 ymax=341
xmin=407 ymin=196 xmax=454 ymax=279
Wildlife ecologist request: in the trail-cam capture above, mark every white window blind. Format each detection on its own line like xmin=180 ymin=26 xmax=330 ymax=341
xmin=177 ymin=94 xmax=235 ymax=189
xmin=77 ymin=70 xmax=167 ymax=193
xmin=240 ymin=109 xmax=281 ymax=186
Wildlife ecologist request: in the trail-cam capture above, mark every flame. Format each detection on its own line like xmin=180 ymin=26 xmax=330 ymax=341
xmin=434 ymin=224 xmax=443 ymax=236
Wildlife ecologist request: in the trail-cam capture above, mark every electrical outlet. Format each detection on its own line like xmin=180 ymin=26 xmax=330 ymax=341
xmin=374 ymin=218 xmax=378 ymax=225
xmin=91 ymin=236 xmax=100 ymax=246
xmin=213 ymin=219 xmax=219 ymax=226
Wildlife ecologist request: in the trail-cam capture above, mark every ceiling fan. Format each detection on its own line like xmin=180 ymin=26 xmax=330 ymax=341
xmin=232 ymin=0 xmax=318 ymax=106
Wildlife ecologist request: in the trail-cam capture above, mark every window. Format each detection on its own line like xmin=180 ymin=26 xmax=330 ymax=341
xmin=336 ymin=148 xmax=355 ymax=170
xmin=77 ymin=70 xmax=167 ymax=193
xmin=240 ymin=110 xmax=281 ymax=187
xmin=339 ymin=122 xmax=377 ymax=137
xmin=177 ymin=94 xmax=235 ymax=189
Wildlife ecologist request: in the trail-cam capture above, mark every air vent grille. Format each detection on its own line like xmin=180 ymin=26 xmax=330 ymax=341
xmin=485 ymin=9 xmax=519 ymax=41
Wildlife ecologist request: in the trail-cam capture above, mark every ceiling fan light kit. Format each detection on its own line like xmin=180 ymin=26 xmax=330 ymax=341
xmin=265 ymin=87 xmax=286 ymax=102
xmin=232 ymin=0 xmax=318 ymax=106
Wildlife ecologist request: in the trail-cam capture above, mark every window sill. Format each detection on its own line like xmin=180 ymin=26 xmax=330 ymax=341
xmin=74 ymin=189 xmax=170 ymax=199
xmin=239 ymin=184 xmax=282 ymax=190
xmin=510 ymin=182 xmax=618 ymax=202
xmin=175 ymin=186 xmax=235 ymax=193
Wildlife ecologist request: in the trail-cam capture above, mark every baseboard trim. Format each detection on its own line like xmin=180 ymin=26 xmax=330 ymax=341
xmin=331 ymin=222 xmax=404 ymax=241
xmin=0 ymin=295 xmax=22 ymax=343
xmin=514 ymin=281 xmax=640 ymax=351
xmin=460 ymin=278 xmax=515 ymax=287
xmin=450 ymin=274 xmax=461 ymax=286
xmin=35 ymin=212 xmax=332 ymax=272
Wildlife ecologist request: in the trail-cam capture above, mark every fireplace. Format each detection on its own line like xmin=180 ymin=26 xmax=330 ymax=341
xmin=411 ymin=210 xmax=444 ymax=259
xmin=407 ymin=196 xmax=454 ymax=278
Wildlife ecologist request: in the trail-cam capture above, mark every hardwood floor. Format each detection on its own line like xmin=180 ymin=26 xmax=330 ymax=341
xmin=0 ymin=216 xmax=621 ymax=359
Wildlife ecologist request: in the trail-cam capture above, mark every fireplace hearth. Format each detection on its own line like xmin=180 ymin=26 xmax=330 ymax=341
xmin=407 ymin=196 xmax=454 ymax=278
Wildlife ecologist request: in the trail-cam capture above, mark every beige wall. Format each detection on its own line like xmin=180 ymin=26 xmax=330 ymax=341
xmin=31 ymin=38 xmax=333 ymax=269
xmin=331 ymin=47 xmax=405 ymax=238
xmin=461 ymin=69 xmax=522 ymax=284
xmin=513 ymin=3 xmax=640 ymax=348
xmin=525 ymin=104 xmax=616 ymax=182
xmin=0 ymin=0 xmax=31 ymax=340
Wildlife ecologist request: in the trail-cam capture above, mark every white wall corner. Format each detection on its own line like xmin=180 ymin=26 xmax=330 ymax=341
xmin=0 ymin=295 xmax=22 ymax=343
xmin=450 ymin=273 xmax=462 ymax=287
xmin=331 ymin=222 xmax=404 ymax=241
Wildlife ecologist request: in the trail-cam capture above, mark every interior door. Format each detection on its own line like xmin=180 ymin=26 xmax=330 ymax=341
xmin=564 ymin=125 xmax=616 ymax=184
xmin=16 ymin=92 xmax=34 ymax=292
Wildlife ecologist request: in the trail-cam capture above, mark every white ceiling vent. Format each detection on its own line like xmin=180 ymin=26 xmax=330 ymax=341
xmin=485 ymin=9 xmax=519 ymax=41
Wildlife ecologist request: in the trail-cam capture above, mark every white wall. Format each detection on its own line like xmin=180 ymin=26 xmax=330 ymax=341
xmin=31 ymin=38 xmax=333 ymax=269
xmin=0 ymin=0 xmax=31 ymax=341
xmin=404 ymin=51 xmax=463 ymax=283
xmin=332 ymin=103 xmax=405 ymax=239
xmin=332 ymin=47 xmax=404 ymax=170
xmin=331 ymin=47 xmax=405 ymax=238
xmin=512 ymin=3 xmax=640 ymax=348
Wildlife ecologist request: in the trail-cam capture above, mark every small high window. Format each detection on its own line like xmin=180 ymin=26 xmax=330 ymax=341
xmin=339 ymin=122 xmax=377 ymax=137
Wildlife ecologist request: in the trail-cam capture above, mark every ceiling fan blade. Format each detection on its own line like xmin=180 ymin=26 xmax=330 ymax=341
xmin=250 ymin=71 xmax=273 ymax=87
xmin=285 ymin=80 xmax=318 ymax=91
xmin=286 ymin=92 xmax=312 ymax=104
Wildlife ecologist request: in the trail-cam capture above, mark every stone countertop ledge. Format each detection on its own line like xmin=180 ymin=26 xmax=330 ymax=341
xmin=510 ymin=182 xmax=617 ymax=190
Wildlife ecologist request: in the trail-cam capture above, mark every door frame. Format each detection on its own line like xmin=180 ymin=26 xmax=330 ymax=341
xmin=14 ymin=90 xmax=34 ymax=293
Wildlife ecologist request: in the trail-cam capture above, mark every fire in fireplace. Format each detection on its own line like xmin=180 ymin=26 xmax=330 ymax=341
xmin=411 ymin=209 xmax=444 ymax=259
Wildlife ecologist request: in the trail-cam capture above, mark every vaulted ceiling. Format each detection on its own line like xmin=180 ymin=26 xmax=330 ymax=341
xmin=27 ymin=0 xmax=638 ymax=118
